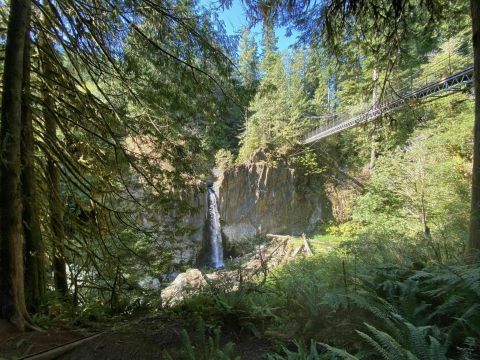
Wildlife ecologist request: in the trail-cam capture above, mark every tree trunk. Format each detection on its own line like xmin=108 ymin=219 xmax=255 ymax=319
xmin=22 ymin=29 xmax=45 ymax=312
xmin=469 ymin=0 xmax=480 ymax=260
xmin=369 ymin=68 xmax=379 ymax=171
xmin=0 ymin=0 xmax=32 ymax=330
xmin=39 ymin=31 xmax=68 ymax=297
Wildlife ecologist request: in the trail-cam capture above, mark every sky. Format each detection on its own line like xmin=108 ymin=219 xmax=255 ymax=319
xmin=201 ymin=0 xmax=299 ymax=51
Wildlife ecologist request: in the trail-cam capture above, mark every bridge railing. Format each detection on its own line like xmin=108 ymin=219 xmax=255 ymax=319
xmin=303 ymin=40 xmax=473 ymax=144
xmin=383 ymin=42 xmax=471 ymax=103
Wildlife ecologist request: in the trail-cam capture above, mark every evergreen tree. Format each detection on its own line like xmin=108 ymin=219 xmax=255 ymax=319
xmin=238 ymin=27 xmax=259 ymax=98
xmin=0 ymin=0 xmax=34 ymax=330
xmin=238 ymin=39 xmax=310 ymax=160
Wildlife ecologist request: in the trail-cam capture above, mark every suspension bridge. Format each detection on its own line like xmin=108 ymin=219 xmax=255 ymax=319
xmin=303 ymin=43 xmax=474 ymax=145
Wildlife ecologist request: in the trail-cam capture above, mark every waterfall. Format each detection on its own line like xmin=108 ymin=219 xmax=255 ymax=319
xmin=207 ymin=186 xmax=224 ymax=269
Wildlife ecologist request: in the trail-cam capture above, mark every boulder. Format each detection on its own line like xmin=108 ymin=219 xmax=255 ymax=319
xmin=161 ymin=268 xmax=207 ymax=306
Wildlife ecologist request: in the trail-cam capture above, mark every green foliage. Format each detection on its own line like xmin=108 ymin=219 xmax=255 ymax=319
xmin=123 ymin=3 xmax=242 ymax=155
xmin=215 ymin=149 xmax=235 ymax=172
xmin=349 ymin=92 xmax=473 ymax=263
xmin=1 ymin=0 xmax=247 ymax=324
xmin=323 ymin=223 xmax=360 ymax=239
xmin=176 ymin=242 xmax=480 ymax=360
xmin=238 ymin=45 xmax=312 ymax=162
xmin=6 ymin=2 xmax=475 ymax=360
xmin=238 ymin=27 xmax=259 ymax=100
xmin=262 ymin=254 xmax=480 ymax=358
xmin=176 ymin=278 xmax=278 ymax=337
xmin=267 ymin=340 xmax=323 ymax=360
xmin=163 ymin=321 xmax=240 ymax=360
xmin=290 ymin=149 xmax=326 ymax=176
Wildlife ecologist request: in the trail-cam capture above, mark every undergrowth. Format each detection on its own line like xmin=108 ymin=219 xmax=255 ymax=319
xmin=163 ymin=320 xmax=240 ymax=360
xmin=172 ymin=245 xmax=480 ymax=359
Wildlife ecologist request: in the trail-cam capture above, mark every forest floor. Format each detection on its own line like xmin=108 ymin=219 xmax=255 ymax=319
xmin=0 ymin=313 xmax=272 ymax=360
xmin=0 ymin=320 xmax=95 ymax=359
xmin=59 ymin=314 xmax=270 ymax=360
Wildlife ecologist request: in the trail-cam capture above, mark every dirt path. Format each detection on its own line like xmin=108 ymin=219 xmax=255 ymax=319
xmin=58 ymin=316 xmax=186 ymax=360
xmin=57 ymin=315 xmax=270 ymax=360
xmin=1 ymin=315 xmax=269 ymax=360
xmin=0 ymin=320 xmax=93 ymax=359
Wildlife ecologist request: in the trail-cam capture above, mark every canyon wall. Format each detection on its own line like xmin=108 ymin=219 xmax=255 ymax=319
xmin=216 ymin=151 xmax=329 ymax=242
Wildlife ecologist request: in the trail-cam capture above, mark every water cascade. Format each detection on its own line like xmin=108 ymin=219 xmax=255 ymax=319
xmin=207 ymin=186 xmax=224 ymax=269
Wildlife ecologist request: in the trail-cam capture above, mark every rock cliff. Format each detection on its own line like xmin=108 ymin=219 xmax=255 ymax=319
xmin=141 ymin=185 xmax=207 ymax=266
xmin=156 ymin=150 xmax=329 ymax=266
xmin=216 ymin=150 xmax=328 ymax=242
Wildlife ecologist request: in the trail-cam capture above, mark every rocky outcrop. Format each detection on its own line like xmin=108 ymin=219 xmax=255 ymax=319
xmin=216 ymin=150 xmax=328 ymax=242
xmin=151 ymin=149 xmax=329 ymax=266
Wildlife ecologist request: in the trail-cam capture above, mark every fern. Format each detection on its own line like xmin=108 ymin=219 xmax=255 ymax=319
xmin=405 ymin=322 xmax=431 ymax=360
xmin=357 ymin=323 xmax=406 ymax=360
xmin=319 ymin=343 xmax=361 ymax=360
xmin=180 ymin=329 xmax=196 ymax=360
xmin=164 ymin=326 xmax=240 ymax=360
xmin=267 ymin=340 xmax=326 ymax=360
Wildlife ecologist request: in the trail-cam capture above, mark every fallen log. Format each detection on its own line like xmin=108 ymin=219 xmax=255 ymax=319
xmin=291 ymin=245 xmax=304 ymax=258
xmin=302 ymin=234 xmax=313 ymax=256
xmin=19 ymin=332 xmax=104 ymax=360
xmin=266 ymin=234 xmax=291 ymax=240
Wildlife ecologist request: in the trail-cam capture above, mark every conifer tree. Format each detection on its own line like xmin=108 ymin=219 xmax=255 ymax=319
xmin=0 ymin=0 xmax=34 ymax=330
xmin=21 ymin=27 xmax=45 ymax=313
xmin=238 ymin=27 xmax=259 ymax=98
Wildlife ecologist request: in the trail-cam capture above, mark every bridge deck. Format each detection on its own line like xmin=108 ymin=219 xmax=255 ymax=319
xmin=303 ymin=66 xmax=474 ymax=144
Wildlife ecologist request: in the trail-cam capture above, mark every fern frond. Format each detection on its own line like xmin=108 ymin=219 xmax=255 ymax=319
xmin=319 ymin=343 xmax=361 ymax=360
xmin=405 ymin=322 xmax=431 ymax=360
xmin=357 ymin=325 xmax=404 ymax=360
